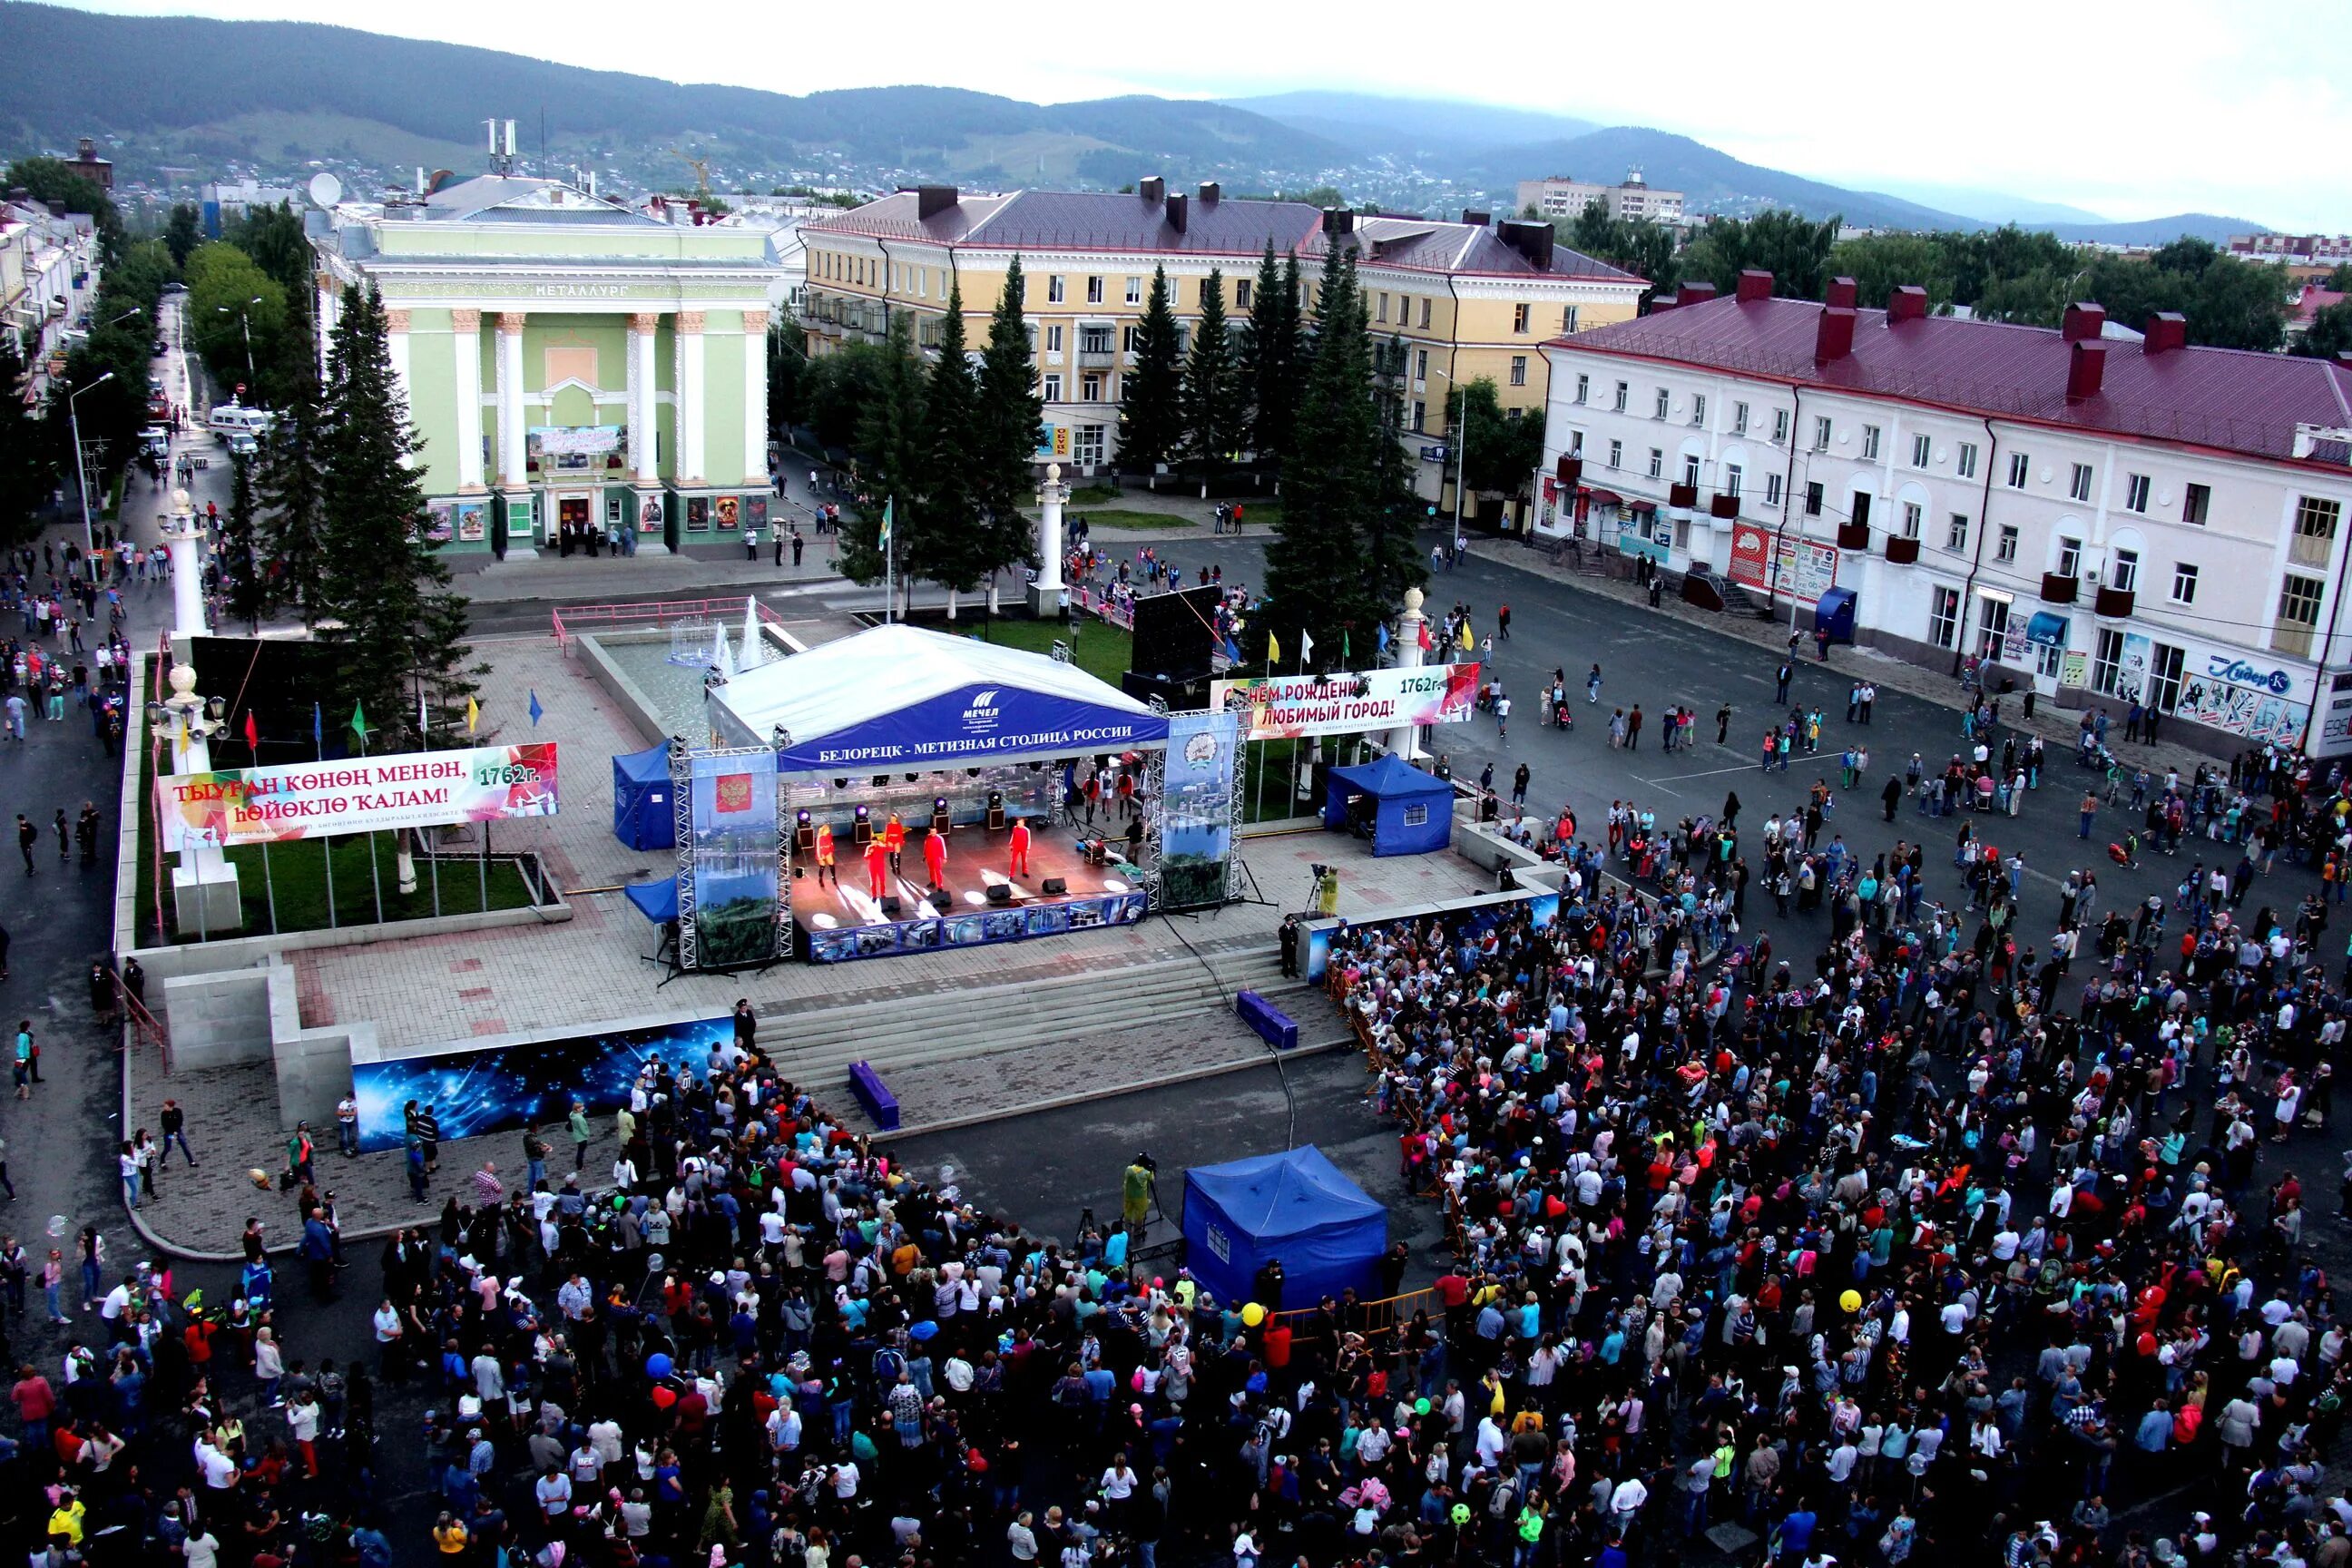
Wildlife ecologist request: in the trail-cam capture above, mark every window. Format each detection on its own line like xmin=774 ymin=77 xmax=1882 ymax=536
xmin=2292 ymin=495 xmax=2342 ymax=566
xmin=1410 ymin=401 xmax=1426 ymax=433
xmin=1082 ymin=372 xmax=1103 ymax=401
xmin=2092 ymin=627 xmax=2124 ymax=696
xmin=1086 ymin=276 xmax=1105 ymax=304
xmin=1771 ymin=408 xmax=1789 ymax=445
xmin=1375 ymin=292 xmax=1388 ymax=324
xmin=1510 ymin=356 xmax=1527 ymax=387
xmin=2148 ymin=642 xmax=2185 ymax=713
xmin=1087 ymin=327 xmax=1116 ymax=355
xmin=1682 ymin=454 xmax=1701 ymax=488
xmin=1045 ymin=324 xmax=1064 ymax=355
xmin=1562 ymin=304 xmax=1579 ymax=333
xmin=2112 ymin=548 xmax=2139 ymax=593
xmin=1047 ymin=275 xmax=1065 ymax=304
xmin=1901 ymin=501 xmax=1923 ymax=539
xmin=1811 ymin=415 xmax=1832 ymax=452
xmin=1420 ymin=299 xmax=1432 ymax=328
xmin=2181 ymin=483 xmax=2210 ymax=524
xmin=1861 ymin=424 xmax=1881 ymax=460
xmin=1690 ymin=394 xmax=1706 ymax=426
xmin=1654 ymin=387 xmax=1671 ymax=420
xmin=1612 ymin=381 xmax=1629 ymax=412
xmin=1573 ymin=373 xmax=1589 ymax=405
xmin=1568 ymin=431 xmax=1583 ymax=457
xmin=1073 ymin=425 xmax=1104 ymax=466
xmin=1733 ymin=401 xmax=1749 ymax=436
xmin=1976 ymin=597 xmax=2010 ymax=659
xmin=1911 ymin=433 xmax=1932 ymax=469
xmin=2124 ymin=473 xmax=2151 ymax=514
xmin=1765 ymin=473 xmax=1783 ymax=506
xmin=1724 ymin=464 xmax=1743 ymax=498
xmin=1513 ymin=302 xmax=1531 ymax=333
xmin=1122 ymin=277 xmax=1142 ymax=305
xmin=1996 ymin=524 xmax=2018 ymax=563
xmin=2171 ymin=562 xmax=2199 ymax=603
xmin=1647 ymin=448 xmax=1663 ymax=479
xmin=2276 ymin=572 xmax=2326 ymax=656
xmin=2056 ymin=536 xmax=2082 ymax=578
xmin=1233 ymin=278 xmax=1252 ymax=309
xmin=1606 ymin=439 xmax=1622 ymax=470
xmin=1416 ymin=348 xmax=1429 ymax=381
xmin=1956 ymin=441 xmax=1979 ymax=479
xmin=1043 ymin=372 xmax=1063 ymax=402
xmin=2007 ymin=451 xmax=2030 ymax=489
xmin=1945 ymin=514 xmax=1969 ymax=553
xmin=1402 ymin=803 xmax=1430 ymax=828
xmin=1804 ymin=483 xmax=1824 ymax=517
xmin=2069 ymin=462 xmax=2093 ymax=502
xmin=2035 ymin=641 xmax=2064 ymax=680
xmin=1930 ymin=586 xmax=1961 ymax=650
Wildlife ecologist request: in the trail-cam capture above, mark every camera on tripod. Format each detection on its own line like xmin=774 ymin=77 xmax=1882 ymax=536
xmin=1309 ymin=863 xmax=1331 ymax=878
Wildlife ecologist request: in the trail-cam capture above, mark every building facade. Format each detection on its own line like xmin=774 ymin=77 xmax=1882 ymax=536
xmin=799 ymin=181 xmax=1644 ymax=505
xmin=1516 ymin=170 xmax=1685 ymax=226
xmin=310 ymin=174 xmax=789 ymax=557
xmin=1540 ymin=271 xmax=2352 ymax=757
xmin=3 ymin=197 xmax=101 ymax=407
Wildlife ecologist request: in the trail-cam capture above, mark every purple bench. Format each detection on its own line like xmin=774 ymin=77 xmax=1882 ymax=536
xmin=848 ymin=1061 xmax=900 ymax=1131
xmin=1235 ymin=990 xmax=1299 ymax=1052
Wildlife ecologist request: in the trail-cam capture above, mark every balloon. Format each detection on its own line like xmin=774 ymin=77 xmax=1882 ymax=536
xmin=910 ymin=1320 xmax=939 ymax=1341
xmin=1451 ymin=1504 xmax=1473 ymax=1526
xmin=1838 ymin=1289 xmax=1862 ymax=1313
xmin=1241 ymin=1303 xmax=1266 ymax=1328
xmin=645 ymin=1352 xmax=674 ymax=1379
xmin=1415 ymin=1397 xmax=1433 ymax=1416
xmin=650 ymin=1385 xmax=677 ymax=1410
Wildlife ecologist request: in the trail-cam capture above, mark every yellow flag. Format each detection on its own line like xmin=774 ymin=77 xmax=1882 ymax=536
xmin=466 ymin=696 xmax=480 ymax=734
xmin=1268 ymin=632 xmax=1281 ymax=665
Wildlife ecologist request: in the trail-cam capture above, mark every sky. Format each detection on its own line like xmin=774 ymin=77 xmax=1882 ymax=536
xmin=64 ymin=0 xmax=2352 ymax=230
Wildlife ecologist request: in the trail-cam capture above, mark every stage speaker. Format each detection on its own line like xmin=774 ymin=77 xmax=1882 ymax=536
xmin=878 ymin=896 xmax=904 ymax=917
xmin=1041 ymin=877 xmax=1068 ymax=895
xmin=986 ymin=883 xmax=1014 ymax=906
xmin=1129 ymin=584 xmax=1222 ymax=683
xmin=928 ymin=888 xmax=952 ymax=911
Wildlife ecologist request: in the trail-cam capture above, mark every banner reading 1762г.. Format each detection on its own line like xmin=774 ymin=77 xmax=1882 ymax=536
xmin=158 ymin=742 xmax=560 ymax=851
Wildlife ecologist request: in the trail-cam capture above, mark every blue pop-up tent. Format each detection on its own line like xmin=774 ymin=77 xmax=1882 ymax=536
xmin=622 ymin=877 xmax=679 ymax=924
xmin=1321 ymin=753 xmax=1452 ymax=857
xmin=612 ymin=745 xmax=674 ymax=850
xmin=1181 ymin=1146 xmax=1387 ymax=1311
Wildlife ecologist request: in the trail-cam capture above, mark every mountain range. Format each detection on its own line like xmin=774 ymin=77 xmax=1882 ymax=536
xmin=0 ymin=3 xmax=2269 ymax=245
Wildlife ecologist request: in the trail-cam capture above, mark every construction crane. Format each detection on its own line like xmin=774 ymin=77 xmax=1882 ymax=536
xmin=668 ymin=146 xmax=711 ymax=201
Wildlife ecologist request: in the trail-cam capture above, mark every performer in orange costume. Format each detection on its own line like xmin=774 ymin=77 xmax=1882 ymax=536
xmin=883 ymin=811 xmax=906 ymax=874
xmin=865 ymin=836 xmax=889 ymax=899
xmin=813 ymin=822 xmax=836 ymax=887
xmin=1008 ymin=818 xmax=1032 ymax=877
xmin=923 ymin=826 xmax=948 ymax=890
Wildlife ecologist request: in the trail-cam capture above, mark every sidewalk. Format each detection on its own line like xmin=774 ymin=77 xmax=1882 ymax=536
xmin=1464 ymin=535 xmax=2221 ymax=781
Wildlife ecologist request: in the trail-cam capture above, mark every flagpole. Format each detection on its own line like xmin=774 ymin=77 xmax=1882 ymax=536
xmin=884 ymin=495 xmax=895 ymax=626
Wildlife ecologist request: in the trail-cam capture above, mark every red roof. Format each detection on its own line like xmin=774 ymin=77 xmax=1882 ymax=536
xmin=1548 ymin=296 xmax=2352 ymax=465
xmin=2294 ymin=285 xmax=2347 ymax=324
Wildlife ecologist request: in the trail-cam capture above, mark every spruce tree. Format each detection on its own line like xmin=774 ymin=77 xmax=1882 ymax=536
xmin=258 ymin=285 xmax=328 ymax=628
xmin=221 ymin=450 xmax=269 ymax=632
xmin=1115 ymin=264 xmax=1183 ymax=481
xmin=1362 ymin=344 xmax=1427 ymax=623
xmin=838 ymin=313 xmax=926 ymax=600
xmin=1181 ymin=268 xmax=1245 ymax=485
xmin=916 ymin=285 xmax=986 ymax=620
xmin=974 ymin=257 xmax=1045 ymax=610
xmin=317 ymin=284 xmax=475 ymax=748
xmin=1262 ymin=246 xmax=1382 ymax=668
xmin=1240 ymin=244 xmax=1300 ymax=464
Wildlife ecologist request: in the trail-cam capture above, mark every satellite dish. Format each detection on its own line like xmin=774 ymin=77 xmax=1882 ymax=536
xmin=306 ymin=172 xmax=343 ymax=209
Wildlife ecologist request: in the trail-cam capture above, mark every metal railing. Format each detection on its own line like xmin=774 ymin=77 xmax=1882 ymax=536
xmin=552 ymin=596 xmax=793 ymax=652
xmin=117 ymin=975 xmax=170 ymax=1074
xmin=1270 ymin=1285 xmax=1446 ymax=1341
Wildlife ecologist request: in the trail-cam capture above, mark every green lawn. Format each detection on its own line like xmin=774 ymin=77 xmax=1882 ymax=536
xmin=1063 ymin=508 xmax=1195 ymax=531
xmin=1068 ymin=482 xmax=1121 ymax=505
xmin=970 ymin=615 xmax=1134 ymax=688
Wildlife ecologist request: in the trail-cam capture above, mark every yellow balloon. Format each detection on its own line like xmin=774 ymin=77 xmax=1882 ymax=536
xmin=1241 ymin=1302 xmax=1266 ymax=1327
xmin=1839 ymin=1289 xmax=1862 ymax=1313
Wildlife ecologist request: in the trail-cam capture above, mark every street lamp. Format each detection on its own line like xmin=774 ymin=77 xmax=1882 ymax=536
xmin=1429 ymin=363 xmax=1469 ymax=554
xmin=217 ymin=296 xmax=262 ymax=390
xmin=66 ymin=371 xmax=115 ymax=569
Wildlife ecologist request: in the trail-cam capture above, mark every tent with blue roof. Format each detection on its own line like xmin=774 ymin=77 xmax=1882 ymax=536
xmin=1321 ymin=753 xmax=1452 ymax=857
xmin=1180 ymin=1146 xmax=1387 ymax=1311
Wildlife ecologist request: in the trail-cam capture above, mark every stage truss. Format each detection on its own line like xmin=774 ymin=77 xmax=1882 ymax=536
xmin=1142 ymin=742 xmax=1168 ymax=909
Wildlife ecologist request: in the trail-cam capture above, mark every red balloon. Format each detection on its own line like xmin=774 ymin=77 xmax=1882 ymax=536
xmin=651 ymin=1386 xmax=678 ymax=1410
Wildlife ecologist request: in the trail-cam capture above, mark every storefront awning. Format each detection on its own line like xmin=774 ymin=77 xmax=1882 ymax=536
xmin=2025 ymin=611 xmax=2070 ymax=647
xmin=1582 ymin=487 xmax=1623 ymax=506
xmin=1627 ymin=498 xmax=1658 ymax=513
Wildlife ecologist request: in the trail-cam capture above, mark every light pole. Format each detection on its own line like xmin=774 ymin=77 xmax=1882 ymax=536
xmin=1430 ymin=364 xmax=1470 ymax=554
xmin=66 ymin=371 xmax=115 ymax=569
xmin=218 ymin=296 xmax=261 ymax=392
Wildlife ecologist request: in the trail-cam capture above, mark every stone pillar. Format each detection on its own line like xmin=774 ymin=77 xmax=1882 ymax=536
xmin=674 ymin=309 xmax=706 ymax=485
xmin=628 ymin=311 xmax=660 ymax=485
xmin=1388 ymin=586 xmax=1427 ymax=760
xmin=451 ymin=309 xmax=485 ymax=492
xmin=741 ymin=309 xmax=769 ymax=485
xmin=495 ymin=311 xmax=529 ymax=490
xmin=1026 ymin=464 xmax=1067 ymax=615
xmin=383 ymin=309 xmax=412 ymax=426
xmin=159 ymin=490 xmax=241 ymax=930
xmin=163 ymin=487 xmax=207 ymax=640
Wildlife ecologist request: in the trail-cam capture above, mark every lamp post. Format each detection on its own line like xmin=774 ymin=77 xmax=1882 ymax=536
xmin=1430 ymin=364 xmax=1469 ymax=554
xmin=217 ymin=296 xmax=261 ymax=391
xmin=66 ymin=370 xmax=115 ymax=569
xmin=147 ymin=487 xmax=244 ymax=932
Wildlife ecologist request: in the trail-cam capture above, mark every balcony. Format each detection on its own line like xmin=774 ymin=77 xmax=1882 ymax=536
xmin=1077 ymin=349 xmax=1115 ymax=369
xmin=2093 ymin=584 xmax=2135 ymax=619
xmin=1709 ymin=494 xmax=1740 ymax=520
xmin=1837 ymin=522 xmax=1871 ymax=551
xmin=1669 ymin=482 xmax=1699 ymax=509
xmin=2041 ymin=573 xmax=2079 ymax=604
xmin=1885 ymin=535 xmax=1920 ymax=564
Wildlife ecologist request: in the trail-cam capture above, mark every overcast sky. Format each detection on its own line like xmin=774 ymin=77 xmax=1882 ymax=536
xmin=72 ymin=0 xmax=2350 ymax=230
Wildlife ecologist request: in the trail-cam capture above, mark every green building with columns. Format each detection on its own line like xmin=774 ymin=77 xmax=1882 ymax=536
xmin=310 ymin=174 xmax=788 ymax=557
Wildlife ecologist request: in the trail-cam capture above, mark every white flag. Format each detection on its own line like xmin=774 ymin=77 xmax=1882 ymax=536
xmin=1299 ymin=630 xmax=1315 ymax=662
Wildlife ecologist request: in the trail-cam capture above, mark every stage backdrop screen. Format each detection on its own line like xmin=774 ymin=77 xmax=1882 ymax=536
xmin=1161 ymin=710 xmax=1240 ymax=909
xmin=351 ymin=1014 xmax=732 ymax=1152
xmin=675 ymin=746 xmax=788 ymax=970
xmin=1210 ymin=663 xmax=1481 ymax=741
xmin=159 ymin=743 xmax=559 ymax=850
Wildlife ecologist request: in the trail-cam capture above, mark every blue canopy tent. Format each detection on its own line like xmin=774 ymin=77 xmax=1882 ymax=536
xmin=1181 ymin=1146 xmax=1387 ymax=1311
xmin=622 ymin=877 xmax=679 ymax=923
xmin=1321 ymin=754 xmax=1452 ymax=857
xmin=612 ymin=745 xmax=675 ymax=851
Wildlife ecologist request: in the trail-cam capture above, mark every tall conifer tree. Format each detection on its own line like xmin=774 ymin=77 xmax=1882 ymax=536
xmin=916 ymin=285 xmax=986 ymax=620
xmin=258 ymin=283 xmax=328 ymax=628
xmin=1181 ymin=268 xmax=1245 ymax=481
xmin=838 ymin=313 xmax=926 ymax=602
xmin=974 ymin=257 xmax=1045 ymax=608
xmin=1115 ymin=265 xmax=1183 ymax=478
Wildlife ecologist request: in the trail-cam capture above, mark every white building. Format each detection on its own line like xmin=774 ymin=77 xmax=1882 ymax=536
xmin=2 ymin=198 xmax=101 ymax=406
xmin=1539 ymin=270 xmax=2352 ymax=757
xmin=1516 ymin=169 xmax=1685 ymax=226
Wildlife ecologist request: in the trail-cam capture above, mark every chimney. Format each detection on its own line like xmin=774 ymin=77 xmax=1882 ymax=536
xmin=2143 ymin=311 xmax=2187 ymax=354
xmin=1197 ymin=181 xmax=1220 ymax=206
xmin=1735 ymin=269 xmax=1773 ymax=304
xmin=1460 ymin=210 xmax=1491 ymax=227
xmin=1164 ymin=192 xmax=1188 ymax=234
xmin=1139 ymin=176 xmax=1165 ymax=203
xmin=1815 ymin=306 xmax=1857 ymax=363
xmin=1324 ymin=207 xmax=1355 ymax=237
xmin=2067 ymin=340 xmax=2107 ymax=402
xmin=1498 ymin=219 xmax=1554 ymax=270
xmin=2062 ymin=301 xmax=2106 ymax=342
xmin=916 ymin=184 xmax=958 ymax=220
xmin=1825 ymin=276 xmax=1858 ymax=309
xmin=1886 ymin=285 xmax=1928 ymax=324
xmin=1676 ymin=281 xmax=1718 ymax=308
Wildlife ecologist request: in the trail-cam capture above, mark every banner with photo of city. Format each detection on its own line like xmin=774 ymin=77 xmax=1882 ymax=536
xmin=673 ymin=746 xmax=788 ymax=969
xmin=1161 ymin=709 xmax=1240 ymax=909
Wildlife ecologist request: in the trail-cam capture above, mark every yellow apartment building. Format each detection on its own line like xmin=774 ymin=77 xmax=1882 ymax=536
xmin=799 ymin=179 xmax=1644 ymax=504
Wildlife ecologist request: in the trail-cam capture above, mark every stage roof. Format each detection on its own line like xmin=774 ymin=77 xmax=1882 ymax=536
xmin=706 ymin=623 xmax=1170 ymax=772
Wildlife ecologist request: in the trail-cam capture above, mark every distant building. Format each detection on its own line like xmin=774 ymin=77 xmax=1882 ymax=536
xmin=63 ymin=137 xmax=113 ymax=194
xmin=1516 ymin=169 xmax=1684 ymax=226
xmin=2 ymin=197 xmax=102 ymax=406
xmin=636 ymin=192 xmax=812 ymax=317
xmin=2287 ymin=284 xmax=2347 ymax=344
xmin=201 ymin=177 xmax=301 ymax=238
xmin=2230 ymin=233 xmax=2352 ymax=267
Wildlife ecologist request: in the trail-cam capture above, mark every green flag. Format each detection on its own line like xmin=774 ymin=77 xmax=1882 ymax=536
xmin=877 ymin=496 xmax=893 ymax=552
xmin=1343 ymin=629 xmax=1351 ymax=663
xmin=348 ymin=701 xmax=366 ymax=740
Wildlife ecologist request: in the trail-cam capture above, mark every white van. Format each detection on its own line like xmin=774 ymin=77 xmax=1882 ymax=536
xmin=209 ymin=404 xmax=273 ymax=441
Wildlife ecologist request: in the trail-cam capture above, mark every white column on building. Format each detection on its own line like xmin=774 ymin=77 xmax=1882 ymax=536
xmin=741 ymin=309 xmax=769 ymax=484
xmin=628 ymin=311 xmax=661 ymax=485
xmin=1388 ymin=587 xmax=1427 ymax=760
xmin=675 ymin=309 xmax=707 ymax=485
xmin=495 ymin=310 xmax=528 ymax=489
xmin=451 ymin=309 xmax=486 ymax=491
xmin=383 ymin=309 xmax=412 ymax=427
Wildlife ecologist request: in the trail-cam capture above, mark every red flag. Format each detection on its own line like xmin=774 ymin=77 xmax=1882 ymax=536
xmin=1417 ymin=621 xmax=1434 ymax=652
xmin=242 ymin=711 xmax=259 ymax=750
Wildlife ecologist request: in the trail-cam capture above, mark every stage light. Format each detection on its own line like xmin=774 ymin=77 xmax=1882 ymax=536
xmin=965 ymin=768 xmax=981 ymax=778
xmin=810 ymin=913 xmax=838 ymax=929
xmin=904 ymin=773 xmax=919 ymax=783
xmin=1102 ymin=878 xmax=1130 ymax=894
xmin=963 ymin=890 xmax=986 ymax=906
xmin=872 ymin=775 xmax=891 ymax=789
xmin=854 ymin=804 xmax=869 ymax=819
xmin=933 ymin=797 xmax=947 ymax=813
xmin=834 ymin=779 xmax=848 ymax=789
xmin=796 ymin=809 xmax=810 ymax=826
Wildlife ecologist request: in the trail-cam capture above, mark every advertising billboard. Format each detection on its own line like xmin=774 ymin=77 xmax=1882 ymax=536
xmin=159 ymin=742 xmax=559 ymax=851
xmin=673 ymin=745 xmax=787 ymax=970
xmin=1727 ymin=523 xmax=1839 ymax=605
xmin=1161 ymin=710 xmax=1240 ymax=909
xmin=1209 ymin=663 xmax=1481 ymax=741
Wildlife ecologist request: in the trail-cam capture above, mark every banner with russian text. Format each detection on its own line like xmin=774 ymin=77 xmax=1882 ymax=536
xmin=1210 ymin=663 xmax=1480 ymax=741
xmin=160 ymin=743 xmax=560 ymax=850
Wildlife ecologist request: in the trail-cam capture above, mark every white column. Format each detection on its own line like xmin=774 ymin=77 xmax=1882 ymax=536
xmin=164 ymin=491 xmax=207 ymax=639
xmin=629 ymin=311 xmax=660 ymax=485
xmin=451 ymin=309 xmax=485 ymax=491
xmin=1388 ymin=586 xmax=1426 ymax=760
xmin=675 ymin=309 xmax=706 ymax=485
xmin=741 ymin=309 xmax=769 ymax=484
xmin=383 ymin=309 xmax=411 ymax=430
xmin=1035 ymin=464 xmax=1067 ymax=592
xmin=496 ymin=311 xmax=529 ymax=489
